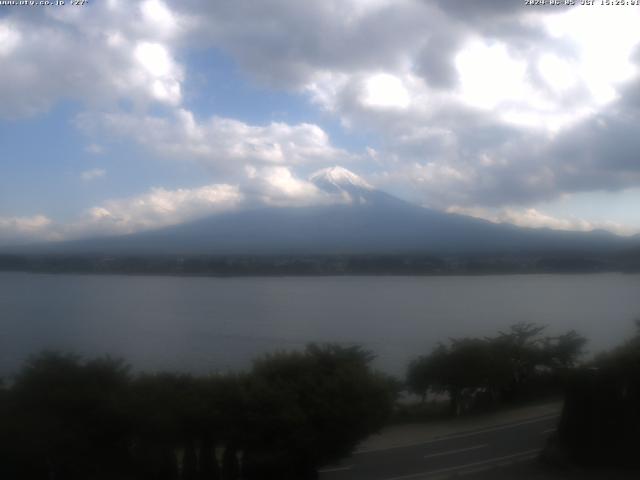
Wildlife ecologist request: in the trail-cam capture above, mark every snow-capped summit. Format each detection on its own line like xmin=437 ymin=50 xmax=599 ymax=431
xmin=309 ymin=166 xmax=373 ymax=194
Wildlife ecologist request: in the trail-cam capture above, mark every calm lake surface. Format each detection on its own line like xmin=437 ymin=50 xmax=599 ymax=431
xmin=1 ymin=272 xmax=639 ymax=377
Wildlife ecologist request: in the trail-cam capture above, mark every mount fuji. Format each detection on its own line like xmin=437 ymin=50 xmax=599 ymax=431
xmin=18 ymin=166 xmax=632 ymax=257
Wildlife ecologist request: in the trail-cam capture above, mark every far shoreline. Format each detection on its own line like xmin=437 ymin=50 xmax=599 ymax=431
xmin=1 ymin=251 xmax=638 ymax=278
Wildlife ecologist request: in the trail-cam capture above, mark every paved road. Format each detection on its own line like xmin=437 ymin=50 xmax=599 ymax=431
xmin=319 ymin=413 xmax=559 ymax=480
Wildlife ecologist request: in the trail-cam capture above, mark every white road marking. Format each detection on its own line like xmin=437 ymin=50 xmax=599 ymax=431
xmin=380 ymin=449 xmax=541 ymax=480
xmin=541 ymin=428 xmax=556 ymax=434
xmin=318 ymin=465 xmax=353 ymax=473
xmin=355 ymin=414 xmax=558 ymax=454
xmin=458 ymin=464 xmax=492 ymax=476
xmin=423 ymin=444 xmax=488 ymax=459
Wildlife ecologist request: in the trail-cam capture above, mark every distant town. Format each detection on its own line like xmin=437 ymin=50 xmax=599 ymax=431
xmin=2 ymin=251 xmax=640 ymax=277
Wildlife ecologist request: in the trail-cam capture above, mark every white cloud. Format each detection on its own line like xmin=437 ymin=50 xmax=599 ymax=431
xmin=85 ymin=143 xmax=105 ymax=155
xmin=133 ymin=41 xmax=182 ymax=105
xmin=79 ymin=183 xmax=243 ymax=235
xmin=244 ymin=166 xmax=352 ymax=208
xmin=447 ymin=205 xmax=636 ymax=236
xmin=0 ymin=215 xmax=52 ymax=232
xmin=80 ymin=168 xmax=106 ymax=181
xmin=455 ymin=40 xmax=530 ymax=111
xmin=0 ymin=0 xmax=187 ymax=118
xmin=362 ymin=73 xmax=410 ymax=109
xmin=370 ymin=160 xmax=476 ymax=208
xmin=0 ymin=21 xmax=20 ymax=57
xmin=537 ymin=54 xmax=579 ymax=94
xmin=544 ymin=7 xmax=640 ymax=104
xmin=135 ymin=42 xmax=173 ymax=77
xmin=0 ymin=215 xmax=56 ymax=244
xmin=82 ymin=108 xmax=355 ymax=169
xmin=258 ymin=167 xmax=321 ymax=204
xmin=140 ymin=0 xmax=179 ymax=36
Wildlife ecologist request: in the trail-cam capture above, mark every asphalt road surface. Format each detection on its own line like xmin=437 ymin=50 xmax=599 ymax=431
xmin=319 ymin=413 xmax=559 ymax=480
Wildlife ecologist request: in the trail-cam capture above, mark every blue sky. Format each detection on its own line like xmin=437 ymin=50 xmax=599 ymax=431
xmin=1 ymin=0 xmax=640 ymax=244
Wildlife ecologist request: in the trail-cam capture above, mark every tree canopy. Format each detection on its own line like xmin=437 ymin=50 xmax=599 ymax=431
xmin=554 ymin=321 xmax=640 ymax=468
xmin=406 ymin=323 xmax=587 ymax=414
xmin=0 ymin=345 xmax=396 ymax=480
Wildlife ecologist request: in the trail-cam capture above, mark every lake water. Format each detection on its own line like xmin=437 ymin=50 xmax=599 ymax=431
xmin=1 ymin=272 xmax=639 ymax=378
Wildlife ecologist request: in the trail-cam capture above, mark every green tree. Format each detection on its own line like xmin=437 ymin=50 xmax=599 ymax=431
xmin=555 ymin=322 xmax=639 ymax=467
xmin=129 ymin=372 xmax=204 ymax=479
xmin=406 ymin=323 xmax=587 ymax=414
xmin=242 ymin=344 xmax=397 ymax=480
xmin=3 ymin=345 xmax=397 ymax=479
xmin=8 ymin=352 xmax=132 ymax=480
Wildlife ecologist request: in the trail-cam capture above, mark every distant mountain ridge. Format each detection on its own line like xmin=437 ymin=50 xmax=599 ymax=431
xmin=3 ymin=167 xmax=636 ymax=257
